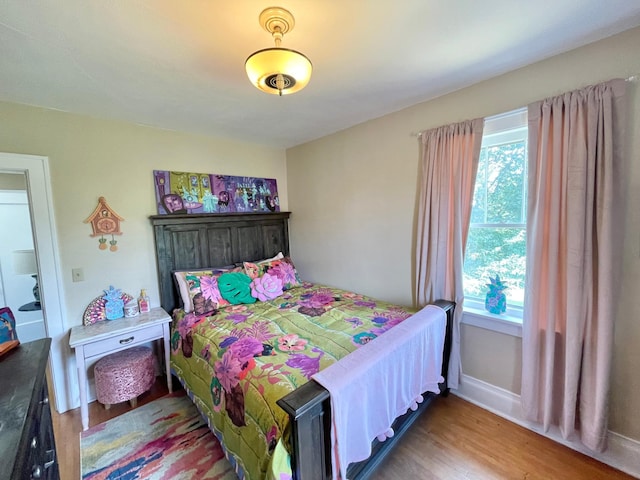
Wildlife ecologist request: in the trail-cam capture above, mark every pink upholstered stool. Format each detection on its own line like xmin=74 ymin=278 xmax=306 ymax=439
xmin=94 ymin=346 xmax=155 ymax=409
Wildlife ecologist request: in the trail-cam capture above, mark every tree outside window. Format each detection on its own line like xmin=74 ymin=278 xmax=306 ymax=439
xmin=464 ymin=115 xmax=527 ymax=311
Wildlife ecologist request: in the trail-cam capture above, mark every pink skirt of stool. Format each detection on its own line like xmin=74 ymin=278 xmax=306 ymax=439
xmin=94 ymin=346 xmax=155 ymax=406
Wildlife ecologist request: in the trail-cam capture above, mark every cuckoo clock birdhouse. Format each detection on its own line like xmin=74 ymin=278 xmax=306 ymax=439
xmin=84 ymin=197 xmax=124 ymax=252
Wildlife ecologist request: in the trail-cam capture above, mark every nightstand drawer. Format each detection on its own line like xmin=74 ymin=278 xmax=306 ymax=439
xmin=83 ymin=324 xmax=164 ymax=358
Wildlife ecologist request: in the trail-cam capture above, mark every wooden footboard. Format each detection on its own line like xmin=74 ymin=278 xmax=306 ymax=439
xmin=277 ymin=300 xmax=455 ymax=480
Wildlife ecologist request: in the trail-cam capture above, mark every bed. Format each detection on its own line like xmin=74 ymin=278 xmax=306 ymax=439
xmin=150 ymin=212 xmax=454 ymax=480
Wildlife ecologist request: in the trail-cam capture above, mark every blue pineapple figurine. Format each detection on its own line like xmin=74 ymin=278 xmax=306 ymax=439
xmin=485 ymin=275 xmax=507 ymax=314
xmin=103 ymin=285 xmax=124 ymax=320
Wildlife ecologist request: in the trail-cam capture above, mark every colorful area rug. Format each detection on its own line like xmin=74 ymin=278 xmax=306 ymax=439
xmin=80 ymin=392 xmax=237 ymax=479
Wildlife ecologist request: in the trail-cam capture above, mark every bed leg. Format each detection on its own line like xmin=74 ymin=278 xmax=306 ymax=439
xmin=434 ymin=299 xmax=455 ymax=396
xmin=277 ymin=381 xmax=332 ymax=480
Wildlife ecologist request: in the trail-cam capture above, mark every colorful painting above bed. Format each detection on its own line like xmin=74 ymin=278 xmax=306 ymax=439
xmin=153 ymin=170 xmax=279 ymax=215
xmin=170 ymin=282 xmax=421 ymax=480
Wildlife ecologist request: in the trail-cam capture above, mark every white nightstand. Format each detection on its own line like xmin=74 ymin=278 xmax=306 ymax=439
xmin=69 ymin=307 xmax=173 ymax=430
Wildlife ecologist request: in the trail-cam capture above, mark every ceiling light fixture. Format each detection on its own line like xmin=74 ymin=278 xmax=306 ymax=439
xmin=245 ymin=7 xmax=312 ymax=96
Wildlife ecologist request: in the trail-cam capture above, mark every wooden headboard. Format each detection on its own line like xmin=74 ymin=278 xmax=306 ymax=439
xmin=150 ymin=212 xmax=291 ymax=313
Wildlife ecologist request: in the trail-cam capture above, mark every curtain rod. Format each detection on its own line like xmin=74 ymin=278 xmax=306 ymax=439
xmin=411 ymin=75 xmax=639 ymax=138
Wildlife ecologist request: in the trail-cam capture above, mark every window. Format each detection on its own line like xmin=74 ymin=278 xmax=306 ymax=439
xmin=463 ymin=109 xmax=527 ymax=319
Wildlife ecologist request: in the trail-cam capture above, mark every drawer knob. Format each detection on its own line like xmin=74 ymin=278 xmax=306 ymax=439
xmin=40 ymin=396 xmax=49 ymax=405
xmin=31 ymin=436 xmax=38 ymax=449
xmin=31 ymin=465 xmax=42 ymax=478
xmin=119 ymin=336 xmax=134 ymax=345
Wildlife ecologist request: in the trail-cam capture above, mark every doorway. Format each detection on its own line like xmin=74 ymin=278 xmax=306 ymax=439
xmin=0 ymin=152 xmax=70 ymax=413
xmin=0 ymin=178 xmax=46 ymax=342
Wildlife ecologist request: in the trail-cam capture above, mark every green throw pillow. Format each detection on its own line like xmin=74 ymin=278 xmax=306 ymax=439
xmin=217 ymin=272 xmax=256 ymax=305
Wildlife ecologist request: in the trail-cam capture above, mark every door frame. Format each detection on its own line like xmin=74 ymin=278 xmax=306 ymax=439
xmin=0 ymin=152 xmax=70 ymax=412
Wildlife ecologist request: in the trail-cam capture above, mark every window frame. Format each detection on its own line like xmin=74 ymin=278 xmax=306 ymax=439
xmin=462 ymin=108 xmax=527 ymax=337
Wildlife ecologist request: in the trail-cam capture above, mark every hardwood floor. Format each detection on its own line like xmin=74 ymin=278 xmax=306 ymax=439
xmin=373 ymin=395 xmax=634 ymax=480
xmin=52 ymin=380 xmax=634 ymax=480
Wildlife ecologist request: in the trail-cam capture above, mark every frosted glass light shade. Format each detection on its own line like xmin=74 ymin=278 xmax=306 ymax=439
xmin=13 ymin=249 xmax=37 ymax=275
xmin=245 ymin=47 xmax=312 ymax=95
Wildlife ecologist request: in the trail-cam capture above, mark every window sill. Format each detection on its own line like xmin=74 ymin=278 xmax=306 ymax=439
xmin=462 ymin=305 xmax=522 ymax=337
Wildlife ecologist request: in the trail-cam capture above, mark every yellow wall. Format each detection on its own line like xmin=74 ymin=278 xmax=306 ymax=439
xmin=286 ymin=26 xmax=640 ymax=442
xmin=0 ymin=102 xmax=287 ymax=330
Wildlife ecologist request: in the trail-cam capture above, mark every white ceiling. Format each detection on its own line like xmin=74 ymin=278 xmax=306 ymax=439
xmin=2 ymin=1 xmax=640 ymax=149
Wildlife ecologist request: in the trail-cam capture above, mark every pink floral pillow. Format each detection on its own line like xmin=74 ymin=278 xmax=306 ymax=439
xmin=250 ymin=272 xmax=284 ymax=301
xmin=175 ymin=267 xmax=241 ymax=314
xmin=243 ymin=256 xmax=302 ymax=291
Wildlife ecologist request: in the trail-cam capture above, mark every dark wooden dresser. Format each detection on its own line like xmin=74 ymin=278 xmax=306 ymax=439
xmin=0 ymin=338 xmax=59 ymax=480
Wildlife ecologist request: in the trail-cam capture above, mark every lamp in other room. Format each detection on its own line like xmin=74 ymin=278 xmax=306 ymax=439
xmin=13 ymin=249 xmax=39 ymax=306
xmin=245 ymin=6 xmax=312 ymax=96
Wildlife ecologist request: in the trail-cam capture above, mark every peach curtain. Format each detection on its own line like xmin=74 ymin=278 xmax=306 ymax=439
xmin=415 ymin=118 xmax=484 ymax=389
xmin=522 ymin=79 xmax=627 ymax=451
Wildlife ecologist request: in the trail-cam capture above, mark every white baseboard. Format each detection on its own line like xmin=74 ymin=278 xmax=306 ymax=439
xmin=453 ymin=374 xmax=640 ymax=479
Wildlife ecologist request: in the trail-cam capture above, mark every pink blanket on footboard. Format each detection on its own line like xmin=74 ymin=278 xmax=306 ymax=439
xmin=312 ymin=305 xmax=446 ymax=480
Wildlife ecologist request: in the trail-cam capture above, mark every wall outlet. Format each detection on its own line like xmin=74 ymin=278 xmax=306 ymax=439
xmin=72 ymin=268 xmax=84 ymax=282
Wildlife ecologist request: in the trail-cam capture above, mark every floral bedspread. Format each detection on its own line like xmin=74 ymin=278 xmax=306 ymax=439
xmin=170 ymin=282 xmax=417 ymax=480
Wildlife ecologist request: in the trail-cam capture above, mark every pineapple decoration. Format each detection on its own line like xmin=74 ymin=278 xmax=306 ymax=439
xmin=485 ymin=275 xmax=507 ymax=314
xmin=103 ymin=285 xmax=125 ymax=320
